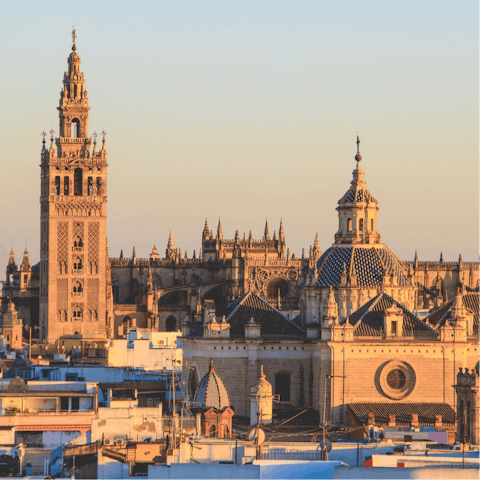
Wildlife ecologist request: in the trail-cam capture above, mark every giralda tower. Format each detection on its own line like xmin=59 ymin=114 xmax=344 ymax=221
xmin=39 ymin=31 xmax=112 ymax=343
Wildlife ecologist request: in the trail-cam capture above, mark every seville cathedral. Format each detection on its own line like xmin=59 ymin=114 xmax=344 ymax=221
xmin=2 ymin=36 xmax=479 ymax=429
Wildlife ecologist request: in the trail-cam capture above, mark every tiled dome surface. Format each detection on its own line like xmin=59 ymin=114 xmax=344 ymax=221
xmin=193 ymin=360 xmax=230 ymax=410
xmin=314 ymin=245 xmax=412 ymax=288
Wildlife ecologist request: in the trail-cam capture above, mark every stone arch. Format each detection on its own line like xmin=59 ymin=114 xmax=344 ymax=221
xmin=71 ymin=118 xmax=80 ymax=138
xmin=74 ymin=168 xmax=83 ymax=196
xmin=266 ymin=277 xmax=290 ymax=300
xmin=203 ymin=284 xmax=229 ymax=311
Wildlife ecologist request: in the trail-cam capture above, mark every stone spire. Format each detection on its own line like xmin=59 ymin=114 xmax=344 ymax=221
xmin=202 ymin=219 xmax=210 ymax=241
xmin=21 ymin=248 xmax=31 ymax=272
xmin=273 ymin=230 xmax=277 ymax=241
xmin=216 ymin=219 xmax=223 ymax=241
xmin=167 ymin=231 xmax=175 ymax=249
xmin=264 ymin=220 xmax=270 ymax=241
xmin=7 ymin=248 xmax=16 ymax=273
xmin=279 ymin=220 xmax=285 ymax=243
xmin=334 ymin=135 xmax=381 ymax=246
xmin=323 ymin=286 xmax=339 ymax=326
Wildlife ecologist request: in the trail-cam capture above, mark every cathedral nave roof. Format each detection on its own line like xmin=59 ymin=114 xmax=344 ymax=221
xmin=343 ymin=292 xmax=437 ymax=338
xmin=225 ymin=291 xmax=305 ymax=337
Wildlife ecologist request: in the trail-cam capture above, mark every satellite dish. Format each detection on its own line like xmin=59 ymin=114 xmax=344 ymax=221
xmin=248 ymin=427 xmax=265 ymax=446
xmin=319 ymin=438 xmax=332 ymax=453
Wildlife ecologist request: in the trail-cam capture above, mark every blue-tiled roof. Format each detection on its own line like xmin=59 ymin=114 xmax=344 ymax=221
xmin=339 ymin=186 xmax=378 ymax=204
xmin=342 ymin=291 xmax=437 ymax=338
xmin=314 ymin=246 xmax=411 ymax=288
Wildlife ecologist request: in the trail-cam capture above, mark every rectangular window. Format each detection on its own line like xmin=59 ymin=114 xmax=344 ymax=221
xmin=71 ymin=397 xmax=80 ymax=411
xmin=55 ymin=176 xmax=60 ymax=195
xmin=64 ymin=177 xmax=69 ymax=195
xmin=275 ymin=373 xmax=291 ymax=402
xmin=66 ymin=374 xmax=78 ymax=382
xmin=391 ymin=321 xmax=397 ymax=336
xmin=60 ymin=397 xmax=69 ymax=411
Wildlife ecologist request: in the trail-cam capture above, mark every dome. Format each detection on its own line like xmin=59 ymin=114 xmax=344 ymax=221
xmin=313 ymin=245 xmax=412 ymax=288
xmin=194 ymin=359 xmax=230 ymax=410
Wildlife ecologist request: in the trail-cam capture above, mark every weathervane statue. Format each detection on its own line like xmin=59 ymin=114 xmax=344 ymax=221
xmin=72 ymin=26 xmax=76 ymax=48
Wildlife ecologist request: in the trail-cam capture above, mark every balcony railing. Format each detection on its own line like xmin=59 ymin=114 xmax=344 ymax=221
xmin=71 ymin=292 xmax=83 ymax=298
xmin=72 ymin=269 xmax=83 ymax=275
xmin=72 ymin=247 xmax=84 ymax=252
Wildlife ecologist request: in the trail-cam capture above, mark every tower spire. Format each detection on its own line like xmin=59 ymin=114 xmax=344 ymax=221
xmin=202 ymin=219 xmax=210 ymax=241
xmin=264 ymin=219 xmax=270 ymax=241
xmin=279 ymin=219 xmax=285 ymax=243
xmin=217 ymin=218 xmax=223 ymax=241
xmin=7 ymin=248 xmax=16 ymax=273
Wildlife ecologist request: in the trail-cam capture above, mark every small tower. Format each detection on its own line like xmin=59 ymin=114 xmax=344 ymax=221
xmin=150 ymin=245 xmax=160 ymax=261
xmin=250 ymin=366 xmax=273 ymax=425
xmin=334 ymin=136 xmax=381 ymax=245
xmin=166 ymin=232 xmax=176 ymax=261
xmin=7 ymin=249 xmax=16 ymax=275
xmin=20 ymin=249 xmax=31 ymax=292
xmin=2 ymin=299 xmax=23 ymax=350
xmin=202 ymin=220 xmax=210 ymax=242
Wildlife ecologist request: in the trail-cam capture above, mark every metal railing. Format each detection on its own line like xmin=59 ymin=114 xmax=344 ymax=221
xmin=261 ymin=450 xmax=323 ymax=461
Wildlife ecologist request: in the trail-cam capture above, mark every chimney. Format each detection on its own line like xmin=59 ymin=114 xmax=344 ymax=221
xmin=411 ymin=413 xmax=419 ymax=428
xmin=367 ymin=412 xmax=375 ymax=425
xmin=388 ymin=415 xmax=396 ymax=427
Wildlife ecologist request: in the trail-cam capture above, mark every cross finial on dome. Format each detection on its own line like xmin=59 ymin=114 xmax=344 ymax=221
xmin=355 ymin=133 xmax=362 ymax=164
xmin=209 ymin=358 xmax=215 ymax=372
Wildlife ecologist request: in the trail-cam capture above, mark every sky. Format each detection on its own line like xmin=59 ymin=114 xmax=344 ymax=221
xmin=0 ymin=1 xmax=478 ymax=270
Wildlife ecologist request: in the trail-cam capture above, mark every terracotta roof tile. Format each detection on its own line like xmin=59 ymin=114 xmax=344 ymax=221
xmin=225 ymin=291 xmax=305 ymax=337
xmin=343 ymin=292 xmax=437 ymax=338
xmin=348 ymin=402 xmax=455 ymax=425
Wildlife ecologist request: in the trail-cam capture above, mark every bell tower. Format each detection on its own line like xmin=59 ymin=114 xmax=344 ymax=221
xmin=39 ymin=30 xmax=112 ymax=343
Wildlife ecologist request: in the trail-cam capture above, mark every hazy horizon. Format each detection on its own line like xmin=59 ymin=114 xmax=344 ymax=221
xmin=1 ymin=1 xmax=478 ymax=271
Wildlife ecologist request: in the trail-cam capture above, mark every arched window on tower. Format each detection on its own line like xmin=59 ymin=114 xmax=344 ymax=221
xmin=71 ymin=118 xmax=80 ymax=138
xmin=370 ymin=219 xmax=374 ymax=231
xmin=55 ymin=176 xmax=60 ymax=195
xmin=64 ymin=177 xmax=69 ymax=196
xmin=359 ymin=219 xmax=364 ymax=233
xmin=347 ymin=218 xmax=352 ymax=232
xmin=74 ymin=168 xmax=83 ymax=196
xmin=88 ymin=177 xmax=93 ymax=196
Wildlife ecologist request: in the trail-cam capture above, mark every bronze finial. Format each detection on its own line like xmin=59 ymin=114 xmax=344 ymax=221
xmin=355 ymin=133 xmax=362 ymax=163
xmin=49 ymin=128 xmax=55 ymax=141
xmin=41 ymin=130 xmax=47 ymax=143
xmin=72 ymin=26 xmax=76 ymax=48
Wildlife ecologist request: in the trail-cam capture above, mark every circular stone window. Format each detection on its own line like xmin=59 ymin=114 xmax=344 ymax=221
xmin=379 ymin=361 xmax=415 ymax=400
